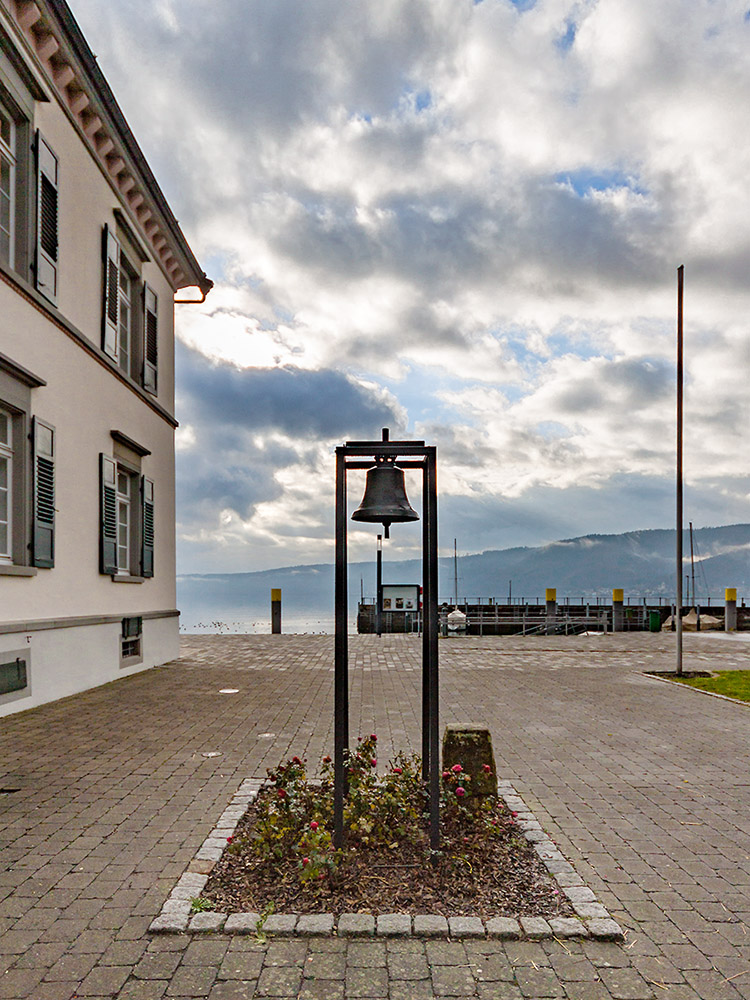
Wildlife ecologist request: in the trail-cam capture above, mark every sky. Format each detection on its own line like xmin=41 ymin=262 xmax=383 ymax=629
xmin=69 ymin=0 xmax=750 ymax=574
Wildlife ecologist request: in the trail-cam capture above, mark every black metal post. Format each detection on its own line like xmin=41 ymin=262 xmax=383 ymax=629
xmin=334 ymin=449 xmax=349 ymax=850
xmin=422 ymin=464 xmax=431 ymax=782
xmin=424 ymin=448 xmax=440 ymax=850
xmin=376 ymin=535 xmax=383 ymax=637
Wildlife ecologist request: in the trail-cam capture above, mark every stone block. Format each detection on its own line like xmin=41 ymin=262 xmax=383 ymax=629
xmin=520 ymin=916 xmax=552 ymax=939
xmin=486 ymin=916 xmax=521 ymax=939
xmin=264 ymin=913 xmax=298 ymax=936
xmin=587 ymin=918 xmax=625 ymax=940
xmin=189 ymin=911 xmax=227 ymax=933
xmin=549 ymin=917 xmax=588 ymax=937
xmin=448 ymin=916 xmax=485 ymax=938
xmin=413 ymin=914 xmax=449 ymax=938
xmin=337 ymin=912 xmax=375 ymax=936
xmin=297 ymin=913 xmax=335 ymax=936
xmin=376 ymin=913 xmax=411 ymax=937
xmin=224 ymin=912 xmax=261 ymax=934
xmin=442 ymin=724 xmax=498 ymax=798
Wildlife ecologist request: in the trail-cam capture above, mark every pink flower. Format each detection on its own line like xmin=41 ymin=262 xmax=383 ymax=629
xmin=371 ymin=759 xmax=377 ymax=767
xmin=302 ymin=857 xmax=309 ymax=866
xmin=511 ymin=811 xmax=518 ymax=817
xmin=451 ymin=764 xmax=463 ymax=773
xmin=442 ymin=771 xmax=450 ymax=779
xmin=310 ymin=821 xmax=319 ymax=831
xmin=456 ymin=787 xmax=466 ymax=797
xmin=392 ymin=767 xmax=403 ymax=774
xmin=482 ymin=764 xmax=491 ymax=773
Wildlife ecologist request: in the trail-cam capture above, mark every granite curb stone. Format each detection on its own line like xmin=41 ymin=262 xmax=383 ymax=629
xmin=148 ymin=778 xmax=624 ymax=942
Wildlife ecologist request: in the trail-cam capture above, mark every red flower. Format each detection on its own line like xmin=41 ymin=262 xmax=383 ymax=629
xmin=451 ymin=764 xmax=463 ymax=773
xmin=292 ymin=756 xmax=301 ymax=764
xmin=277 ymin=788 xmax=286 ymax=798
xmin=482 ymin=764 xmax=491 ymax=773
xmin=226 ymin=836 xmax=233 ymax=843
xmin=511 ymin=811 xmax=518 ymax=817
xmin=456 ymin=787 xmax=466 ymax=797
xmin=371 ymin=759 xmax=377 ymax=767
xmin=322 ymin=755 xmax=332 ymax=764
xmin=442 ymin=771 xmax=450 ymax=779
xmin=310 ymin=821 xmax=319 ymax=831
xmin=370 ymin=734 xmax=377 ymax=741
xmin=302 ymin=857 xmax=309 ymax=866
xmin=392 ymin=767 xmax=403 ymax=774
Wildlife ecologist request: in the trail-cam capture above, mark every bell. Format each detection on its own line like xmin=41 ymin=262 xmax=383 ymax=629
xmin=351 ymin=460 xmax=419 ymax=538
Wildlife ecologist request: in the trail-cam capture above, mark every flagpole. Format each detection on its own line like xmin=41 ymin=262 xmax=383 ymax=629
xmin=676 ymin=265 xmax=684 ymax=676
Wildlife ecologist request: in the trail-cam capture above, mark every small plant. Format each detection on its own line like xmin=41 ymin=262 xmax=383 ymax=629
xmin=254 ymin=901 xmax=275 ymax=943
xmin=189 ymin=896 xmax=216 ymax=913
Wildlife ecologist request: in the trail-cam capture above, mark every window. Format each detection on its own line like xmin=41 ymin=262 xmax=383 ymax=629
xmin=0 ymin=407 xmax=12 ymax=562
xmin=121 ymin=616 xmax=142 ymax=662
xmin=0 ymin=356 xmax=50 ymax=571
xmin=100 ymin=452 xmax=154 ymax=578
xmin=116 ymin=466 xmax=131 ymax=573
xmin=102 ymin=225 xmax=158 ymax=392
xmin=0 ymin=101 xmax=15 ymax=269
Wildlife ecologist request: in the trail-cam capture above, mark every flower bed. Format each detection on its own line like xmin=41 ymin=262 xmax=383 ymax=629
xmin=199 ymin=736 xmax=574 ymax=919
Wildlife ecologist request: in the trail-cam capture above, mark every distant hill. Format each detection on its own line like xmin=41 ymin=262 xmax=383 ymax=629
xmin=178 ymin=524 xmax=750 ymax=624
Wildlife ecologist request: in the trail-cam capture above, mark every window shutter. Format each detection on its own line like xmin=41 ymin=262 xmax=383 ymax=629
xmin=141 ymin=476 xmax=154 ymax=577
xmin=100 ymin=454 xmax=118 ymax=574
xmin=35 ymin=133 xmax=59 ymax=305
xmin=102 ymin=225 xmax=120 ymax=360
xmin=143 ymin=284 xmax=158 ymax=393
xmin=31 ymin=417 xmax=55 ymax=568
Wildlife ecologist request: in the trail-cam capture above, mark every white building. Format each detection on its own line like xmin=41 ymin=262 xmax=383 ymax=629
xmin=0 ymin=0 xmax=211 ymax=716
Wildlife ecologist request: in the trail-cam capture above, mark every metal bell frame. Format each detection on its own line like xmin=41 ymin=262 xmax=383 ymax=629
xmin=335 ymin=428 xmax=440 ymax=851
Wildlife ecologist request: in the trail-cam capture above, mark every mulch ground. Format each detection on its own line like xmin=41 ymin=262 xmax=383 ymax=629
xmin=202 ymin=791 xmax=575 ymax=919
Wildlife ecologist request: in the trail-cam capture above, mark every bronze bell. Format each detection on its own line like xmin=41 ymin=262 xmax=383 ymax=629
xmin=351 ymin=460 xmax=419 ymax=538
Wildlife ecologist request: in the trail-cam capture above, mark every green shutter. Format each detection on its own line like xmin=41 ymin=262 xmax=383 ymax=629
xmin=143 ymin=284 xmax=158 ymax=393
xmin=100 ymin=454 xmax=117 ymax=574
xmin=141 ymin=476 xmax=154 ymax=577
xmin=35 ymin=132 xmax=59 ymax=305
xmin=31 ymin=417 xmax=55 ymax=568
xmin=102 ymin=225 xmax=120 ymax=360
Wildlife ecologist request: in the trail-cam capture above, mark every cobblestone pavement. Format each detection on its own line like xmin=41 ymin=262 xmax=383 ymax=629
xmin=1 ymin=632 xmax=750 ymax=999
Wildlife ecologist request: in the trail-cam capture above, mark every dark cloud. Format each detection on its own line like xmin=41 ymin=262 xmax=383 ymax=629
xmin=176 ymin=341 xmax=401 ymax=439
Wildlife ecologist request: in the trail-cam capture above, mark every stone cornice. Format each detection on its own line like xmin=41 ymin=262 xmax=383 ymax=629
xmin=4 ymin=0 xmax=212 ymax=296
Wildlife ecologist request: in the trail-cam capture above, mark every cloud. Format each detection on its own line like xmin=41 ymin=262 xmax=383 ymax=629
xmin=66 ymin=0 xmax=750 ymax=573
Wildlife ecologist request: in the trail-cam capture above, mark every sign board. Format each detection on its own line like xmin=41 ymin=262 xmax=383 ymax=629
xmin=381 ymin=584 xmax=421 ymax=612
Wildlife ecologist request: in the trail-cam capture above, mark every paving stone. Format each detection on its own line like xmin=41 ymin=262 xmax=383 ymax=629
xmin=264 ymin=939 xmax=307 ymax=965
xmin=263 ymin=913 xmax=298 ymax=936
xmin=188 ymin=912 xmax=227 ymax=933
xmin=587 ymin=919 xmax=625 ymax=940
xmin=297 ymin=979 xmax=345 ymax=1000
xmin=597 ymin=966 xmax=656 ymax=999
xmin=549 ymin=916 xmax=589 ymax=937
xmin=520 ymin=916 xmax=552 ymax=939
xmin=255 ymin=963 xmax=304 ymax=996
xmin=515 ymin=966 xmax=565 ymax=997
xmin=375 ymin=912 xmax=411 ymax=937
xmin=218 ymin=950 xmax=265 ymax=980
xmin=296 ymin=913 xmax=335 ymax=936
xmin=207 ymin=982 xmax=258 ymax=1000
xmin=301 ymin=950 xmax=346 ymax=978
xmin=165 ymin=965 xmax=217 ymax=995
xmin=390 ymin=981 xmax=435 ymax=1000
xmin=449 ymin=915 xmax=485 ymax=938
xmin=76 ymin=963 xmax=131 ymax=995
xmin=486 ymin=916 xmax=521 ymax=939
xmin=387 ymin=949 xmax=430 ymax=979
xmin=345 ymin=965 xmax=389 ymax=996
xmin=430 ymin=963 xmax=477 ymax=996
xmin=337 ymin=912 xmax=375 ymax=937
xmin=223 ymin=913 xmax=261 ymax=934
xmin=346 ymin=941 xmax=387 ymax=966
xmin=413 ymin=914 xmax=449 ymax=938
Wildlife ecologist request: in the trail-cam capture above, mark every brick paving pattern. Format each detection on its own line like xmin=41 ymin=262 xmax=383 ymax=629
xmin=0 ymin=631 xmax=749 ymax=997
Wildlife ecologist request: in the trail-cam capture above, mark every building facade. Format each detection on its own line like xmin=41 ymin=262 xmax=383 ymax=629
xmin=0 ymin=0 xmax=211 ymax=716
